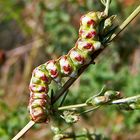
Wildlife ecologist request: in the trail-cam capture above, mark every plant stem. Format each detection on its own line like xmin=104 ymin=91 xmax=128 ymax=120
xmin=58 ymin=95 xmax=140 ymax=111
xmin=12 ymin=95 xmax=140 ymax=140
xmin=112 ymin=95 xmax=140 ymax=104
xmin=104 ymin=0 xmax=111 ymax=16
xmin=58 ymin=103 xmax=87 ymax=110
xmin=109 ymin=4 xmax=140 ymax=41
xmin=11 ymin=121 xmax=35 ymax=140
xmin=79 ymin=106 xmax=100 ymax=115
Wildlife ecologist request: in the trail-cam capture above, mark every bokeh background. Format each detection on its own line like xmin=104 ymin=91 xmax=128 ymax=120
xmin=0 ymin=0 xmax=140 ymax=140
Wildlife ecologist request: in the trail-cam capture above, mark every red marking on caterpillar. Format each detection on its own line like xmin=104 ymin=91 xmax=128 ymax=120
xmin=75 ymin=55 xmax=84 ymax=62
xmin=28 ymin=11 xmax=106 ymax=123
xmin=59 ymin=56 xmax=73 ymax=75
xmin=50 ymin=69 xmax=58 ymax=77
xmin=63 ymin=65 xmax=71 ymax=72
xmin=87 ymin=19 xmax=96 ymax=26
xmin=40 ymin=75 xmax=49 ymax=82
xmin=84 ymin=43 xmax=93 ymax=49
xmin=45 ymin=60 xmax=61 ymax=81
xmin=29 ymin=84 xmax=48 ymax=92
xmin=80 ymin=14 xmax=96 ymax=27
xmin=32 ymin=68 xmax=51 ymax=84
xmin=86 ymin=31 xmax=97 ymax=38
xmin=69 ymin=48 xmax=85 ymax=66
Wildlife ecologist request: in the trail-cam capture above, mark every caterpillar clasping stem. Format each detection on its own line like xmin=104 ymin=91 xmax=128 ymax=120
xmin=28 ymin=11 xmax=113 ymax=123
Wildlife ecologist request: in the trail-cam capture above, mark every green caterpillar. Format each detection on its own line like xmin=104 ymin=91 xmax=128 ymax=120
xmin=29 ymin=11 xmax=109 ymax=123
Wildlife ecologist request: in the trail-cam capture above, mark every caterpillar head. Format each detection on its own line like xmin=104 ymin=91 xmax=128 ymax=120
xmin=80 ymin=12 xmax=98 ymax=27
xmin=80 ymin=11 xmax=106 ymax=28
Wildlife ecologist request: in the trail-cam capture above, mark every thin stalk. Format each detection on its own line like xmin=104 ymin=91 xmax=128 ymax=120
xmin=58 ymin=103 xmax=87 ymax=110
xmin=111 ymin=95 xmax=140 ymax=104
xmin=100 ymin=0 xmax=106 ymax=6
xmin=109 ymin=4 xmax=140 ymax=41
xmin=79 ymin=106 xmax=100 ymax=115
xmin=11 ymin=121 xmax=35 ymax=140
xmin=58 ymin=95 xmax=140 ymax=111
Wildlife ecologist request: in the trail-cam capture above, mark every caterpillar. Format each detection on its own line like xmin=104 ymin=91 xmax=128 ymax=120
xmin=28 ymin=11 xmax=109 ymax=123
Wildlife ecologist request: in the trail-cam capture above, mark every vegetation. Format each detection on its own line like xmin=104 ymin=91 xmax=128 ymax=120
xmin=0 ymin=0 xmax=140 ymax=139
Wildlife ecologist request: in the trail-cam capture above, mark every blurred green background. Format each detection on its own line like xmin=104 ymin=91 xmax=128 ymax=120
xmin=0 ymin=0 xmax=140 ymax=140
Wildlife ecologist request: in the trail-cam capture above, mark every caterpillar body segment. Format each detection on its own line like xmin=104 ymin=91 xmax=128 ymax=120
xmin=68 ymin=48 xmax=91 ymax=67
xmin=79 ymin=26 xmax=97 ymax=39
xmin=29 ymin=91 xmax=50 ymax=123
xmin=58 ymin=55 xmax=77 ymax=77
xmin=29 ymin=11 xmax=107 ymax=123
xmin=46 ymin=60 xmax=62 ymax=83
xmin=76 ymin=39 xmax=101 ymax=55
xmin=80 ymin=11 xmax=102 ymax=27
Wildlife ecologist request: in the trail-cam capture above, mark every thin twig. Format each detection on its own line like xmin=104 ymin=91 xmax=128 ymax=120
xmin=12 ymin=95 xmax=140 ymax=140
xmin=79 ymin=106 xmax=100 ymax=115
xmin=104 ymin=0 xmax=111 ymax=16
xmin=58 ymin=103 xmax=87 ymax=110
xmin=58 ymin=95 xmax=140 ymax=111
xmin=112 ymin=95 xmax=140 ymax=104
xmin=109 ymin=4 xmax=140 ymax=41
xmin=11 ymin=121 xmax=35 ymax=140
